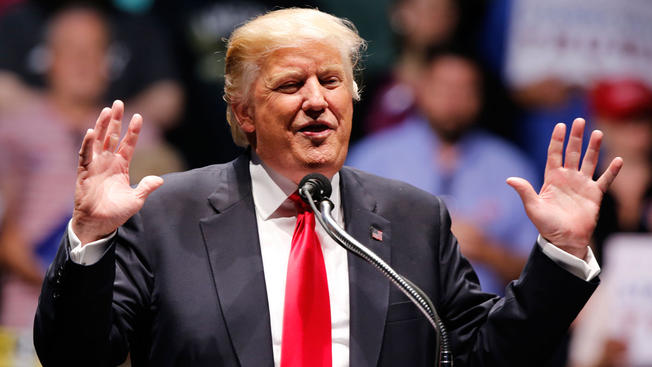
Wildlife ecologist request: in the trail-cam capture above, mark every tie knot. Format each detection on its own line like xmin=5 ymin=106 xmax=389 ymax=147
xmin=289 ymin=192 xmax=310 ymax=213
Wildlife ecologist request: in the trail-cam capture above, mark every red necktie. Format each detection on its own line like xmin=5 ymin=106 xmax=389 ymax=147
xmin=280 ymin=193 xmax=332 ymax=367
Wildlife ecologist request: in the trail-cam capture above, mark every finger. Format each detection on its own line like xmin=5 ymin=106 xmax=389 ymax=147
xmin=92 ymin=107 xmax=111 ymax=153
xmin=104 ymin=100 xmax=124 ymax=152
xmin=117 ymin=114 xmax=143 ymax=162
xmin=580 ymin=130 xmax=603 ymax=177
xmin=597 ymin=157 xmax=624 ymax=193
xmin=135 ymin=175 xmax=164 ymax=200
xmin=110 ymin=99 xmax=124 ymax=121
xmin=564 ymin=118 xmax=585 ymax=170
xmin=104 ymin=132 xmax=120 ymax=153
xmin=78 ymin=128 xmax=95 ymax=167
xmin=544 ymin=123 xmax=566 ymax=178
xmin=506 ymin=177 xmax=538 ymax=208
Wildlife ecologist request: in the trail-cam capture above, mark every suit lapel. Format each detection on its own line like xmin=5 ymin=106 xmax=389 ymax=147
xmin=341 ymin=168 xmax=392 ymax=367
xmin=199 ymin=155 xmax=274 ymax=367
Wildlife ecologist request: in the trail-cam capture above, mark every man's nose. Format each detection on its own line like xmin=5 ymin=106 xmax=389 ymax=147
xmin=302 ymin=78 xmax=328 ymax=115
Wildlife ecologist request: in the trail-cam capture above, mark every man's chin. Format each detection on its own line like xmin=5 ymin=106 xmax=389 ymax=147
xmin=301 ymin=151 xmax=345 ymax=173
xmin=435 ymin=126 xmax=470 ymax=144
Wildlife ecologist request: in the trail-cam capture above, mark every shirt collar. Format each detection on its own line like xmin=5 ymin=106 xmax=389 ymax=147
xmin=249 ymin=152 xmax=341 ymax=221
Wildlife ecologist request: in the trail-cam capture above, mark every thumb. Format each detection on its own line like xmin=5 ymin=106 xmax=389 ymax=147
xmin=506 ymin=177 xmax=538 ymax=207
xmin=135 ymin=175 xmax=164 ymax=200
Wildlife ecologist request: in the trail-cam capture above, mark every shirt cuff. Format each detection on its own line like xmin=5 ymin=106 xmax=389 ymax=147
xmin=537 ymin=234 xmax=600 ymax=281
xmin=67 ymin=220 xmax=116 ymax=265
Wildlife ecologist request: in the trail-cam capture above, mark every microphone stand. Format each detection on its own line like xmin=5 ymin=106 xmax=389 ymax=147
xmin=301 ymin=189 xmax=454 ymax=367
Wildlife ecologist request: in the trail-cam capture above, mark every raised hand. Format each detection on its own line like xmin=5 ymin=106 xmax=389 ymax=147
xmin=72 ymin=100 xmax=164 ymax=245
xmin=506 ymin=118 xmax=623 ymax=259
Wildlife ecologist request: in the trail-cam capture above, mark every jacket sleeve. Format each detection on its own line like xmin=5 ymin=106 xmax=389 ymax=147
xmin=433 ymin=197 xmax=599 ymax=366
xmin=34 ymin=213 xmax=152 ymax=367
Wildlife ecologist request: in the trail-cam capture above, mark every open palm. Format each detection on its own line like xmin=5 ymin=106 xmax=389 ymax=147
xmin=507 ymin=118 xmax=623 ymax=259
xmin=72 ymin=101 xmax=163 ymax=244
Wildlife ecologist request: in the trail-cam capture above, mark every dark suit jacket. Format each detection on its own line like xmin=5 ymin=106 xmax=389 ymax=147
xmin=34 ymin=155 xmax=598 ymax=366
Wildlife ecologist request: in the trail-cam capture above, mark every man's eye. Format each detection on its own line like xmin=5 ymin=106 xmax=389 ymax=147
xmin=322 ymin=78 xmax=340 ymax=87
xmin=277 ymin=83 xmax=301 ymax=92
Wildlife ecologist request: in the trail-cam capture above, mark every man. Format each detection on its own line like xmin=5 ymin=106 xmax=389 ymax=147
xmin=348 ymin=49 xmax=538 ymax=295
xmin=34 ymin=8 xmax=622 ymax=367
xmin=0 ymin=5 xmax=183 ymax=332
xmin=0 ymin=5 xmax=115 ymax=332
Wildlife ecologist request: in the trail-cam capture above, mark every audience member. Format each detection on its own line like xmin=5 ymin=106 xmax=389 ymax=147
xmin=569 ymin=79 xmax=652 ymax=367
xmin=0 ymin=3 xmax=181 ymax=335
xmin=347 ymin=49 xmax=538 ymax=295
xmin=0 ymin=0 xmax=185 ymax=160
xmin=359 ymin=0 xmax=487 ymax=138
xmin=481 ymin=0 xmax=652 ymax=174
xmin=589 ymin=79 xmax=652 ymax=262
xmin=480 ymin=0 xmax=591 ymax=175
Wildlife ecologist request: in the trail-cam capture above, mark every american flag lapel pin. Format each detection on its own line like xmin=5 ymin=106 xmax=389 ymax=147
xmin=371 ymin=227 xmax=383 ymax=242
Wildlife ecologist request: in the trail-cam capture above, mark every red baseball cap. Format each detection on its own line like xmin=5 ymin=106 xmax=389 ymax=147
xmin=590 ymin=79 xmax=652 ymax=120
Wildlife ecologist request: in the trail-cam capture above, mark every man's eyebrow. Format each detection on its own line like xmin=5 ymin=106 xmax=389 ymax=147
xmin=264 ymin=64 xmax=346 ymax=88
xmin=265 ymin=70 xmax=304 ymax=87
xmin=318 ymin=64 xmax=345 ymax=75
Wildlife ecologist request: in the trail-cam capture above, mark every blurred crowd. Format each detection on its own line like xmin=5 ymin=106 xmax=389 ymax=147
xmin=0 ymin=0 xmax=650 ymax=366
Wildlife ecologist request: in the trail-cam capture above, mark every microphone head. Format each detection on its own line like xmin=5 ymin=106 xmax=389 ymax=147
xmin=298 ymin=173 xmax=332 ymax=204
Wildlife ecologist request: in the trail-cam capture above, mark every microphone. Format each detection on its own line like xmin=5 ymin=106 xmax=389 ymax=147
xmin=298 ymin=173 xmax=332 ymax=205
xmin=297 ymin=173 xmax=453 ymax=367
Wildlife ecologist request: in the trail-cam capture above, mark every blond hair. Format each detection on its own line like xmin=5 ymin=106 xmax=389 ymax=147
xmin=224 ymin=8 xmax=366 ymax=147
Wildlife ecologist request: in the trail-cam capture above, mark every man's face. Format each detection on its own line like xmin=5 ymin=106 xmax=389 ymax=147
xmin=597 ymin=116 xmax=652 ymax=159
xmin=236 ymin=42 xmax=354 ymax=183
xmin=395 ymin=0 xmax=458 ymax=49
xmin=48 ymin=10 xmax=109 ymax=104
xmin=416 ymin=55 xmax=481 ymax=143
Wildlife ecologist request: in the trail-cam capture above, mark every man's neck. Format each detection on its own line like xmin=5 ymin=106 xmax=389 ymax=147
xmin=249 ymin=151 xmax=342 ymax=221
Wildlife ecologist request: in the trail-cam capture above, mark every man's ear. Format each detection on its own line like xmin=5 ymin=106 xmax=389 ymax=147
xmin=232 ymin=102 xmax=255 ymax=133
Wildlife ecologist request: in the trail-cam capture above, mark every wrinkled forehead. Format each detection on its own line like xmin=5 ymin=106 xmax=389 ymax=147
xmin=257 ymin=41 xmax=352 ymax=83
xmin=261 ymin=43 xmax=347 ymax=71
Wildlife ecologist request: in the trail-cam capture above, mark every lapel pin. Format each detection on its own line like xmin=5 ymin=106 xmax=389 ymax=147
xmin=370 ymin=227 xmax=383 ymax=242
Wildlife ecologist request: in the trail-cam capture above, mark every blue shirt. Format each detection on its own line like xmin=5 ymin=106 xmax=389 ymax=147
xmin=347 ymin=116 xmax=540 ymax=295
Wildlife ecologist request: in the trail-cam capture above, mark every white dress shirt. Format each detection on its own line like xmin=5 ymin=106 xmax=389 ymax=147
xmin=248 ymin=155 xmax=350 ymax=367
xmin=67 ymin=158 xmax=601 ymax=367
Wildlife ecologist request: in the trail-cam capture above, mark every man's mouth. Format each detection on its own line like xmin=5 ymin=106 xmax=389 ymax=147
xmin=297 ymin=121 xmax=335 ymax=139
xmin=299 ymin=124 xmax=331 ymax=133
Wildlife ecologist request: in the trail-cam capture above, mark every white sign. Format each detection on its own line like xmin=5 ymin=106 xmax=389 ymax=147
xmin=603 ymin=234 xmax=652 ymax=365
xmin=506 ymin=0 xmax=652 ymax=88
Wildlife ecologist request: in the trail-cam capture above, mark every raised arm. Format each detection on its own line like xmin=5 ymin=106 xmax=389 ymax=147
xmin=35 ymin=101 xmax=163 ymax=366
xmin=506 ymin=118 xmax=623 ymax=259
xmin=72 ymin=100 xmax=163 ymax=244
